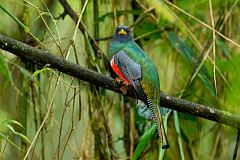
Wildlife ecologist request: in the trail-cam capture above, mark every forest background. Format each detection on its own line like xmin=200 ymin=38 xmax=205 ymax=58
xmin=0 ymin=0 xmax=240 ymax=159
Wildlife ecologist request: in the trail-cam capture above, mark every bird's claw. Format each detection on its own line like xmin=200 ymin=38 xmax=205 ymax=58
xmin=123 ymin=81 xmax=131 ymax=87
xmin=115 ymin=77 xmax=123 ymax=85
xmin=115 ymin=77 xmax=130 ymax=86
xmin=115 ymin=77 xmax=131 ymax=94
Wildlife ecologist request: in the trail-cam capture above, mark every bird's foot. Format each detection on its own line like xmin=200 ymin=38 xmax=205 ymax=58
xmin=115 ymin=77 xmax=124 ymax=85
xmin=115 ymin=77 xmax=131 ymax=94
xmin=123 ymin=81 xmax=131 ymax=87
xmin=115 ymin=77 xmax=130 ymax=86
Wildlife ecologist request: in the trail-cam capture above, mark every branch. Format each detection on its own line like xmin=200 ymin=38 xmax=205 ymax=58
xmin=0 ymin=33 xmax=240 ymax=129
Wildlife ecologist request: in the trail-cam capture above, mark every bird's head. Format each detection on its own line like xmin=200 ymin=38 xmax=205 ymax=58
xmin=114 ymin=25 xmax=132 ymax=42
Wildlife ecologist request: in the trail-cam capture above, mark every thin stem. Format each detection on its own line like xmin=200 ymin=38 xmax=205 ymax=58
xmin=209 ymin=0 xmax=217 ymax=97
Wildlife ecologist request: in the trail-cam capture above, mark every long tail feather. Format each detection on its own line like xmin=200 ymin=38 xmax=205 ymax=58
xmin=147 ymin=99 xmax=169 ymax=149
xmin=156 ymin=104 xmax=169 ymax=149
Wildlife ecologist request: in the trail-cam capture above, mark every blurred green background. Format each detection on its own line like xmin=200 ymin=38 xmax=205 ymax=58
xmin=0 ymin=0 xmax=240 ymax=159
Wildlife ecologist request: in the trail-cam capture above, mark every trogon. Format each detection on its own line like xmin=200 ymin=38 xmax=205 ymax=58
xmin=108 ymin=25 xmax=169 ymax=149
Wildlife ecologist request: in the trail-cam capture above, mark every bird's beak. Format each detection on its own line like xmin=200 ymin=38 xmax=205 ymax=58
xmin=118 ymin=29 xmax=127 ymax=35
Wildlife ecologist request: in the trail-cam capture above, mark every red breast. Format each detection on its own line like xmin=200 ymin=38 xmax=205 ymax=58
xmin=111 ymin=58 xmax=130 ymax=84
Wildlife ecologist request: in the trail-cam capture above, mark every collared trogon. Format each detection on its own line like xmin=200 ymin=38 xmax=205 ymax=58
xmin=108 ymin=25 xmax=169 ymax=149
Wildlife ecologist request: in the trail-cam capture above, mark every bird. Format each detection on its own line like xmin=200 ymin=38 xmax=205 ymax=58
xmin=108 ymin=25 xmax=169 ymax=149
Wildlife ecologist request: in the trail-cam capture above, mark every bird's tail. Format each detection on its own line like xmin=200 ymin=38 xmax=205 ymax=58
xmin=156 ymin=104 xmax=169 ymax=149
xmin=147 ymin=99 xmax=169 ymax=149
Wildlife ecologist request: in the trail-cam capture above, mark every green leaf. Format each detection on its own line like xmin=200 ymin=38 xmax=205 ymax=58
xmin=198 ymin=74 xmax=216 ymax=98
xmin=167 ymin=32 xmax=216 ymax=98
xmin=5 ymin=124 xmax=16 ymax=134
xmin=0 ymin=4 xmax=44 ymax=46
xmin=217 ymin=40 xmax=231 ymax=59
xmin=173 ymin=111 xmax=185 ymax=160
xmin=5 ymin=124 xmax=31 ymax=144
xmin=146 ymin=0 xmax=202 ymax=49
xmin=3 ymin=119 xmax=24 ymax=128
xmin=134 ymin=23 xmax=162 ymax=41
xmin=167 ymin=32 xmax=209 ymax=76
xmin=132 ymin=125 xmax=156 ymax=160
xmin=31 ymin=68 xmax=50 ymax=77
xmin=0 ymin=53 xmax=12 ymax=87
xmin=0 ymin=131 xmax=23 ymax=151
xmin=14 ymin=132 xmax=31 ymax=144
xmin=0 ymin=4 xmax=28 ymax=31
xmin=167 ymin=32 xmax=195 ymax=64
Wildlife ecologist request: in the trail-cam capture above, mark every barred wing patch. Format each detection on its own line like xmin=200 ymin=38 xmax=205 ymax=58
xmin=113 ymin=50 xmax=146 ymax=101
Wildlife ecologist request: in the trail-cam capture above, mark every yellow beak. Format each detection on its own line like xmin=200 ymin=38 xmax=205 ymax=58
xmin=118 ymin=29 xmax=127 ymax=35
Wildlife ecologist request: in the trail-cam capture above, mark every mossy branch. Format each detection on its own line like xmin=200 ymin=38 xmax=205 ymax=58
xmin=0 ymin=33 xmax=240 ymax=129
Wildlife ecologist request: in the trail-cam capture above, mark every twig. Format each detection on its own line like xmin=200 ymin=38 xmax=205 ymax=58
xmin=0 ymin=34 xmax=240 ymax=129
xmin=209 ymin=0 xmax=217 ymax=97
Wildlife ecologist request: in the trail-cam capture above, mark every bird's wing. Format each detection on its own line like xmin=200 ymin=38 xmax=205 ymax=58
xmin=113 ymin=50 xmax=146 ymax=102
